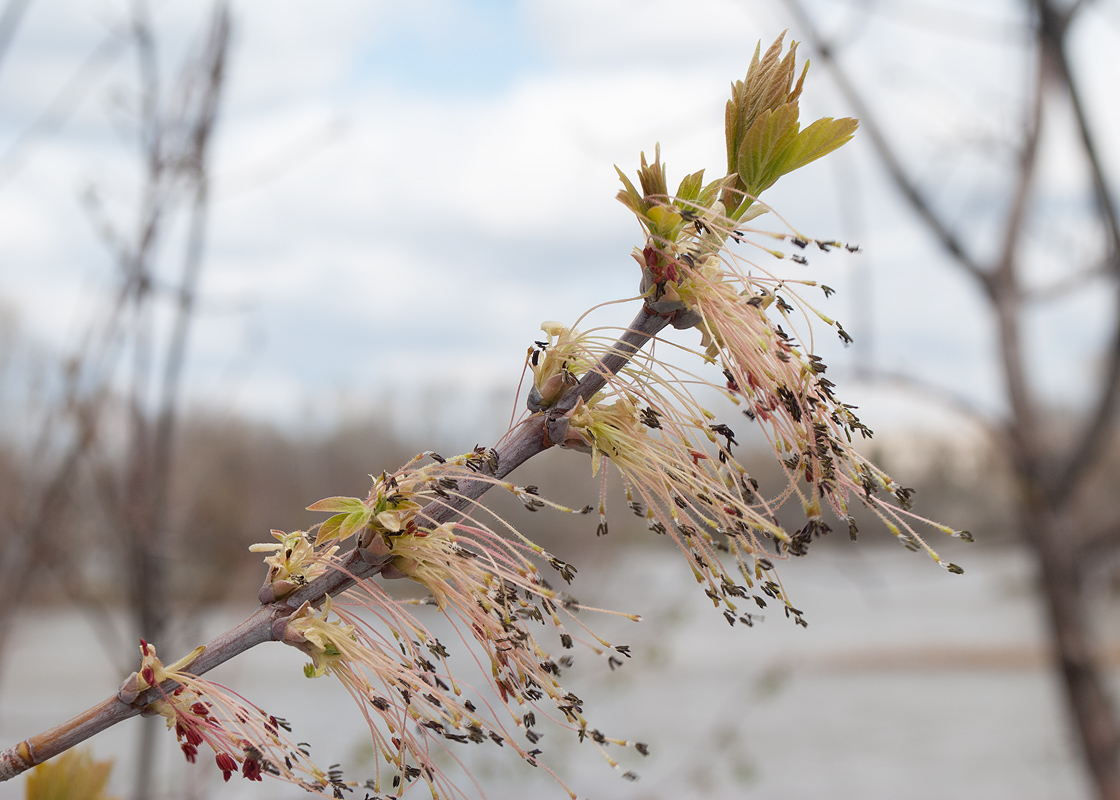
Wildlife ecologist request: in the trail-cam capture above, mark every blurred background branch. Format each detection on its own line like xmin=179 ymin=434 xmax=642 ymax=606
xmin=789 ymin=0 xmax=1120 ymax=795
xmin=1 ymin=0 xmax=1119 ymax=798
xmin=0 ymin=0 xmax=32 ymax=74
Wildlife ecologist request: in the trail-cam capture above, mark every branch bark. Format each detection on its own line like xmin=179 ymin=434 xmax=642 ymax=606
xmin=0 ymin=304 xmax=676 ymax=780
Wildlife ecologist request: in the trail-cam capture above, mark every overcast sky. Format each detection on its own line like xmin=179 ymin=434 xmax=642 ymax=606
xmin=2 ymin=0 xmax=1118 ymax=443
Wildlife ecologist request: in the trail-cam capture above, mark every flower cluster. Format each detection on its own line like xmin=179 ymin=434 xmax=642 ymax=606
xmin=120 ymin=641 xmax=337 ymax=792
xmin=134 ymin=33 xmax=968 ymax=800
xmin=529 ymin=33 xmax=969 ymax=625
xmin=248 ymin=450 xmax=645 ymax=797
xmin=251 ymin=528 xmax=339 ymax=602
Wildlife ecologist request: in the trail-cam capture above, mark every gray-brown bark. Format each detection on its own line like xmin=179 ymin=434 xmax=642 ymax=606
xmin=0 ymin=302 xmax=676 ymax=781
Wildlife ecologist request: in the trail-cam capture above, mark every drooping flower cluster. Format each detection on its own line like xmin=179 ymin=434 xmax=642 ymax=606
xmin=119 ymin=641 xmax=338 ymax=791
xmin=262 ymin=450 xmax=645 ymax=797
xmin=131 ymin=33 xmax=969 ymax=800
xmin=137 ymin=446 xmax=646 ymax=796
xmin=526 ymin=34 xmax=970 ymax=626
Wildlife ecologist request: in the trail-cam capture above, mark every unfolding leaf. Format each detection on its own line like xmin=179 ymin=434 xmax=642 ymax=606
xmin=698 ymin=174 xmax=736 ymax=209
xmin=675 ymin=169 xmax=705 ymax=203
xmin=306 ymin=496 xmax=366 ymax=514
xmin=615 ymin=166 xmax=647 ymax=216
xmin=775 ymin=116 xmax=859 ymax=176
xmin=636 ymin=146 xmax=668 ymax=198
xmin=725 ymin=34 xmax=807 ymax=176
xmin=315 ymin=512 xmax=346 ymax=545
xmin=340 ymin=509 xmax=372 ymax=539
xmin=736 ymin=103 xmax=801 ymax=199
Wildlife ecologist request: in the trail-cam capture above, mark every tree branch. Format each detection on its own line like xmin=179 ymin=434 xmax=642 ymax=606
xmin=0 ymin=303 xmax=676 ymax=780
xmin=0 ymin=606 xmax=276 ymax=781
xmin=1037 ymin=0 xmax=1120 ymax=503
xmin=0 ymin=0 xmax=31 ymax=75
xmin=985 ymin=3 xmax=1047 ymax=481
xmin=783 ymin=0 xmax=992 ymax=289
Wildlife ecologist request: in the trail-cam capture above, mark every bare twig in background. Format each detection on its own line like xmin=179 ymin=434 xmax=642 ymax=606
xmin=0 ymin=1 xmax=231 ymax=794
xmin=0 ymin=30 xmax=126 ymax=188
xmin=787 ymin=0 xmax=1120 ymax=795
xmin=0 ymin=0 xmax=31 ymax=73
xmin=103 ymin=4 xmax=231 ymax=796
xmin=0 ymin=301 xmax=676 ymax=780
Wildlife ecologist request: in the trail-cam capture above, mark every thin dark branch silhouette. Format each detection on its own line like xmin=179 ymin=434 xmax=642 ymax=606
xmin=787 ymin=1 xmax=1120 ymax=796
xmin=784 ymin=0 xmax=991 ymax=287
xmin=0 ymin=31 xmax=126 ymax=188
xmin=0 ymin=21 xmax=986 ymax=800
xmin=0 ymin=0 xmax=32 ymax=74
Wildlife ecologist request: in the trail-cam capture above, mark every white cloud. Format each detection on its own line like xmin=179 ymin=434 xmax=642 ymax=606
xmin=1 ymin=0 xmax=1117 ymax=432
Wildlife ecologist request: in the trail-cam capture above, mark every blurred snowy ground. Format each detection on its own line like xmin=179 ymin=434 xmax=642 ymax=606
xmin=0 ymin=543 xmax=1101 ymax=800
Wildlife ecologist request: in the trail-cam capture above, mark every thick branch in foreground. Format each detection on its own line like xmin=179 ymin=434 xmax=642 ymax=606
xmin=0 ymin=304 xmax=674 ymax=781
xmin=0 ymin=608 xmax=274 ymax=780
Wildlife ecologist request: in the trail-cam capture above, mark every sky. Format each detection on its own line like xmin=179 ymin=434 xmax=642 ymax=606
xmin=1 ymin=0 xmax=1119 ymax=444
xmin=4 ymin=7 xmax=1120 ymax=798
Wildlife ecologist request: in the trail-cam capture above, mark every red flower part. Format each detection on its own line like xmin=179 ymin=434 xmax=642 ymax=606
xmin=215 ymin=752 xmax=237 ymax=782
xmin=242 ymin=756 xmax=263 ymax=781
xmin=180 ymin=742 xmax=198 ymax=763
xmin=190 ymin=702 xmax=210 ymax=717
xmin=141 ymin=666 xmax=156 ymax=686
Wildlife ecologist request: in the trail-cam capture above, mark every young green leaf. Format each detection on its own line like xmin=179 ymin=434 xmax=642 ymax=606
xmin=339 ymin=509 xmax=372 ymax=540
xmin=314 ymin=513 xmax=347 ymax=544
xmin=775 ymin=116 xmax=859 ymax=176
xmin=736 ymin=102 xmax=801 ymax=200
xmin=675 ymin=169 xmax=706 ymax=203
xmin=725 ymin=34 xmax=807 ymax=177
xmin=306 ymin=496 xmax=367 ymax=514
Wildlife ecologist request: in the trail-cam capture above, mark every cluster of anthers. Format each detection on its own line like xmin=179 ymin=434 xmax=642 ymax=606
xmin=118 ymin=641 xmax=338 ymax=791
xmin=526 ymin=33 xmax=971 ymax=635
xmin=123 ymin=33 xmax=970 ymax=800
xmin=247 ymin=450 xmax=646 ymax=798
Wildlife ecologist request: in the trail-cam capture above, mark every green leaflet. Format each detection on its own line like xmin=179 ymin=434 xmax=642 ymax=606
xmin=775 ymin=116 xmax=859 ymax=175
xmin=736 ymin=103 xmax=802 ymax=199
